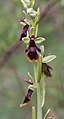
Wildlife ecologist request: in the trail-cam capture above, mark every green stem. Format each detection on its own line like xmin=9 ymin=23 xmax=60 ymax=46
xmin=37 ymin=83 xmax=42 ymax=119
xmin=34 ymin=62 xmax=37 ymax=83
xmin=37 ymin=55 xmax=42 ymax=82
xmin=34 ymin=55 xmax=42 ymax=119
xmin=36 ymin=55 xmax=42 ymax=119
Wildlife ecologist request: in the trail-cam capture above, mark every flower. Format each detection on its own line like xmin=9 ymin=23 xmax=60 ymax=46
xmin=19 ymin=24 xmax=29 ymax=41
xmin=20 ymin=89 xmax=33 ymax=107
xmin=25 ymin=35 xmax=41 ymax=61
xmin=42 ymin=63 xmax=53 ymax=77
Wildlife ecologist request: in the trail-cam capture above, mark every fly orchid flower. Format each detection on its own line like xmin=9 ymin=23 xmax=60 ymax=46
xmin=42 ymin=63 xmax=53 ymax=77
xmin=25 ymin=35 xmax=41 ymax=61
xmin=19 ymin=24 xmax=29 ymax=41
xmin=20 ymin=89 xmax=33 ymax=107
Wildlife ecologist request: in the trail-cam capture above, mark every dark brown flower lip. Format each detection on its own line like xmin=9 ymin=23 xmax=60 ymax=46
xmin=27 ymin=50 xmax=39 ymax=61
xmin=42 ymin=63 xmax=53 ymax=77
xmin=22 ymin=24 xmax=29 ymax=32
xmin=25 ymin=37 xmax=41 ymax=61
xmin=19 ymin=24 xmax=29 ymax=41
xmin=20 ymin=89 xmax=33 ymax=107
xmin=29 ymin=47 xmax=36 ymax=52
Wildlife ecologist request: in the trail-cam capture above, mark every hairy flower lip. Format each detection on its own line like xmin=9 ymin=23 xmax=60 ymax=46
xmin=23 ymin=24 xmax=29 ymax=32
xmin=19 ymin=24 xmax=29 ymax=41
xmin=20 ymin=89 xmax=33 ymax=107
xmin=29 ymin=47 xmax=36 ymax=52
xmin=42 ymin=63 xmax=53 ymax=77
xmin=25 ymin=37 xmax=41 ymax=61
xmin=27 ymin=51 xmax=39 ymax=61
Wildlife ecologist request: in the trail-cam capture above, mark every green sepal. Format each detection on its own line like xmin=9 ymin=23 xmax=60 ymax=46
xmin=43 ymin=55 xmax=56 ymax=63
xmin=27 ymin=8 xmax=37 ymax=17
xmin=20 ymin=19 xmax=29 ymax=26
xmin=20 ymin=21 xmax=26 ymax=26
xmin=22 ymin=37 xmax=30 ymax=43
xmin=35 ymin=37 xmax=45 ymax=44
xmin=21 ymin=0 xmax=30 ymax=9
xmin=28 ymin=84 xmax=36 ymax=91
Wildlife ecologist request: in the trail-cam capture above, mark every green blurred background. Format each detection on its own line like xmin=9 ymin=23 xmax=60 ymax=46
xmin=0 ymin=0 xmax=64 ymax=119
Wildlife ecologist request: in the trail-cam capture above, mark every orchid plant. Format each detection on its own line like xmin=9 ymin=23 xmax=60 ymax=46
xmin=18 ymin=0 xmax=56 ymax=119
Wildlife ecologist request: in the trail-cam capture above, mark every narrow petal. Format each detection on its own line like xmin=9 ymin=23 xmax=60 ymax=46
xmin=36 ymin=45 xmax=41 ymax=52
xmin=25 ymin=79 xmax=33 ymax=85
xmin=25 ymin=46 xmax=29 ymax=52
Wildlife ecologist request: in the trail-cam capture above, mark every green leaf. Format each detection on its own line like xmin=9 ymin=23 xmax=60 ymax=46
xmin=21 ymin=0 xmax=30 ymax=9
xmin=22 ymin=37 xmax=30 ymax=43
xmin=43 ymin=55 xmax=56 ymax=63
xmin=34 ymin=8 xmax=40 ymax=26
xmin=30 ymin=0 xmax=35 ymax=7
xmin=35 ymin=37 xmax=45 ymax=43
xmin=27 ymin=8 xmax=37 ymax=17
